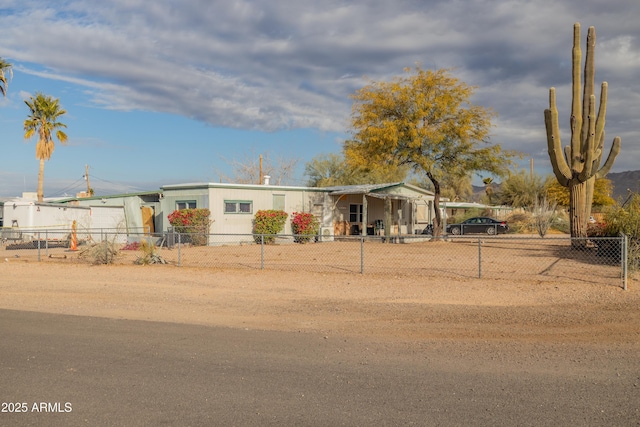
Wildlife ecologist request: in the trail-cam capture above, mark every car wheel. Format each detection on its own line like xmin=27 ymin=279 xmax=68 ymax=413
xmin=451 ymin=227 xmax=461 ymax=235
xmin=486 ymin=227 xmax=496 ymax=235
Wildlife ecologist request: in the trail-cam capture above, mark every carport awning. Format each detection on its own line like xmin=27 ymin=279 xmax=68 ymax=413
xmin=328 ymin=190 xmax=415 ymax=200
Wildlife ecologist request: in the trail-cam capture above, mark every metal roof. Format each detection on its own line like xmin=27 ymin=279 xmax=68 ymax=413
xmin=324 ymin=182 xmax=434 ymax=198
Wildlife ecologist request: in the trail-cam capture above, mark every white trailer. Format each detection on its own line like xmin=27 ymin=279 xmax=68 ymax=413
xmin=0 ymin=201 xmax=126 ymax=243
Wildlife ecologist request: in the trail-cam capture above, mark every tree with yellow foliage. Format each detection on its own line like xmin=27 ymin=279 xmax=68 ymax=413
xmin=545 ymin=176 xmax=615 ymax=208
xmin=345 ymin=67 xmax=515 ymax=237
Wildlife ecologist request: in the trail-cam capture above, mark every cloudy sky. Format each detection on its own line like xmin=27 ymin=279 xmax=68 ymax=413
xmin=1 ymin=0 xmax=638 ymax=197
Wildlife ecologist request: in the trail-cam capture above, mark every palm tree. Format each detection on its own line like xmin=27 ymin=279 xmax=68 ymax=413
xmin=24 ymin=93 xmax=68 ymax=202
xmin=0 ymin=58 xmax=12 ymax=97
xmin=482 ymin=177 xmax=494 ymax=204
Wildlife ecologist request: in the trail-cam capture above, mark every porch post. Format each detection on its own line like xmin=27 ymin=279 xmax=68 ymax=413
xmin=384 ymin=196 xmax=392 ymax=243
xmin=362 ymin=194 xmax=368 ymax=236
xmin=397 ymin=200 xmax=403 ymax=238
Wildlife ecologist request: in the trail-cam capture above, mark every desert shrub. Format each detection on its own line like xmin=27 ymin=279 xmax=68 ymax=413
xmin=550 ymin=211 xmax=570 ymax=234
xmin=168 ymin=208 xmax=212 ymax=246
xmin=253 ymin=210 xmax=288 ymax=243
xmin=603 ymin=194 xmax=640 ymax=237
xmin=134 ymin=239 xmax=167 ymax=265
xmin=601 ymin=194 xmax=640 ymax=271
xmin=291 ymin=212 xmax=320 ymax=243
xmin=504 ymin=211 xmax=530 ymax=231
xmin=532 ymin=197 xmax=557 ymax=237
xmin=79 ymin=241 xmax=119 ymax=265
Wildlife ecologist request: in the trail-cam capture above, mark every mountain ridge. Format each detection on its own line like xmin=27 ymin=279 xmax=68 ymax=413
xmin=470 ymin=170 xmax=640 ymax=203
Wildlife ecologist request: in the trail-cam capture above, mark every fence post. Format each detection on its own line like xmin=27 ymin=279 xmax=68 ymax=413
xmin=478 ymin=238 xmax=482 ymax=278
xmin=37 ymin=231 xmax=41 ymax=262
xmin=360 ymin=236 xmax=364 ymax=274
xmin=45 ymin=229 xmax=49 ymax=257
xmin=177 ymin=233 xmax=181 ymax=267
xmin=260 ymin=234 xmax=265 ymax=270
xmin=622 ymin=234 xmax=628 ymax=291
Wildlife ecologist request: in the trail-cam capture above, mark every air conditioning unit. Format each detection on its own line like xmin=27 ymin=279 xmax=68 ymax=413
xmin=319 ymin=226 xmax=334 ymax=242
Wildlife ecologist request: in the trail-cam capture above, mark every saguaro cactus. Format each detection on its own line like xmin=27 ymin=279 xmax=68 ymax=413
xmin=544 ymin=23 xmax=621 ymax=242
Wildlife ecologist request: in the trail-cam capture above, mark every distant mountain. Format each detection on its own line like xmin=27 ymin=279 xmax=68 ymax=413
xmin=607 ymin=171 xmax=640 ymax=201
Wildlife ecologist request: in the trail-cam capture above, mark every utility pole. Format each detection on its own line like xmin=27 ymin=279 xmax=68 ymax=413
xmin=530 ymin=157 xmax=534 ymax=180
xmin=84 ymin=164 xmax=92 ymax=196
xmin=259 ymin=154 xmax=263 ymax=185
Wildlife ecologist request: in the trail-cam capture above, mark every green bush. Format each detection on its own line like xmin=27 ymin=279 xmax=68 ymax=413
xmin=603 ymin=195 xmax=640 ymax=237
xmin=253 ymin=210 xmax=288 ymax=243
xmin=291 ymin=212 xmax=320 ymax=243
xmin=601 ymin=194 xmax=640 ymax=272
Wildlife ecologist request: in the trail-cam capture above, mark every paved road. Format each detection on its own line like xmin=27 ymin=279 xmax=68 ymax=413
xmin=1 ymin=309 xmax=638 ymax=426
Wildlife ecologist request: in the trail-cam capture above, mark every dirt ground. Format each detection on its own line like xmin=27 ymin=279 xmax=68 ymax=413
xmin=3 ymin=242 xmax=639 ymax=426
xmin=0 ymin=244 xmax=638 ymax=347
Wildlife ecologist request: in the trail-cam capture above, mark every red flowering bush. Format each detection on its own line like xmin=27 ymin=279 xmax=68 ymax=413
xmin=586 ymin=221 xmax=607 ymax=237
xmin=291 ymin=212 xmax=320 ymax=243
xmin=121 ymin=241 xmax=141 ymax=251
xmin=253 ymin=210 xmax=288 ymax=243
xmin=168 ymin=208 xmax=212 ymax=246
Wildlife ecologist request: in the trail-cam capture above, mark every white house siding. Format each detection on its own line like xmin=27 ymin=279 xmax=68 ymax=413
xmin=88 ymin=206 xmax=128 ymax=243
xmin=1 ymin=201 xmax=88 ymax=241
xmin=209 ymin=186 xmax=316 ymax=235
xmin=159 ymin=189 xmax=210 ymax=232
xmin=2 ymin=201 xmax=87 ymax=229
xmin=160 ymin=183 xmax=329 ymax=244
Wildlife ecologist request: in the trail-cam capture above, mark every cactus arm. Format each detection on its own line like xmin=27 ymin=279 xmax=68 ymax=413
xmin=594 ymin=82 xmax=608 ymax=149
xmin=580 ymin=26 xmax=597 ymax=148
xmin=545 ymin=88 xmax=571 ymax=186
xmin=579 ymin=95 xmax=597 ymax=181
xmin=570 ymin=23 xmax=583 ymax=165
xmin=595 ymin=136 xmax=621 ymax=179
xmin=590 ymin=83 xmax=607 ymax=173
xmin=564 ymin=146 xmax=572 ymax=168
xmin=590 ymin=132 xmax=604 ymax=173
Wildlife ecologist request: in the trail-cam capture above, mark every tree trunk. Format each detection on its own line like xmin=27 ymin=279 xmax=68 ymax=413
xmin=569 ymin=179 xmax=587 ymax=248
xmin=37 ymin=158 xmax=45 ymax=202
xmin=427 ymin=172 xmax=442 ymax=240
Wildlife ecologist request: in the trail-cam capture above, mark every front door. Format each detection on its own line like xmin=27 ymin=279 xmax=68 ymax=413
xmin=141 ymin=206 xmax=155 ymax=234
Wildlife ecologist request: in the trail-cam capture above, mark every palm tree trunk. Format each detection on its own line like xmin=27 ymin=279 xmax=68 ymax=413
xmin=37 ymin=158 xmax=45 ymax=202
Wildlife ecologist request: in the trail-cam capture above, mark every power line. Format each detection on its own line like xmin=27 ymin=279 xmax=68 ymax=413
xmin=49 ymin=178 xmax=86 ymax=197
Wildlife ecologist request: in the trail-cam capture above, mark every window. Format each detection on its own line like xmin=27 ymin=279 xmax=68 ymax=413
xmin=273 ymin=194 xmax=285 ymax=211
xmin=176 ymin=201 xmax=196 ymax=210
xmin=349 ymin=204 xmax=363 ymax=223
xmin=224 ymin=200 xmax=253 ymax=214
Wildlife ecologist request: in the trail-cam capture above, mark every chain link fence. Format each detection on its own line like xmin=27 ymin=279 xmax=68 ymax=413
xmin=0 ymin=228 xmax=628 ymax=290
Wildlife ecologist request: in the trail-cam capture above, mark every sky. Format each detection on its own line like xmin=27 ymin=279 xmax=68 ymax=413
xmin=1 ymin=0 xmax=639 ymax=198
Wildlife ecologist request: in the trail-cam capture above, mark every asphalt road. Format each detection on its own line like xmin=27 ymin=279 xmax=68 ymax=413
xmin=1 ymin=309 xmax=638 ymax=426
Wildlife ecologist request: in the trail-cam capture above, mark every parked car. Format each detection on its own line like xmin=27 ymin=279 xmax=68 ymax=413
xmin=446 ymin=217 xmax=509 ymax=235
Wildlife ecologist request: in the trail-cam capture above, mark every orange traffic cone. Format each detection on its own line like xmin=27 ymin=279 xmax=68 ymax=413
xmin=70 ymin=220 xmax=78 ymax=251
